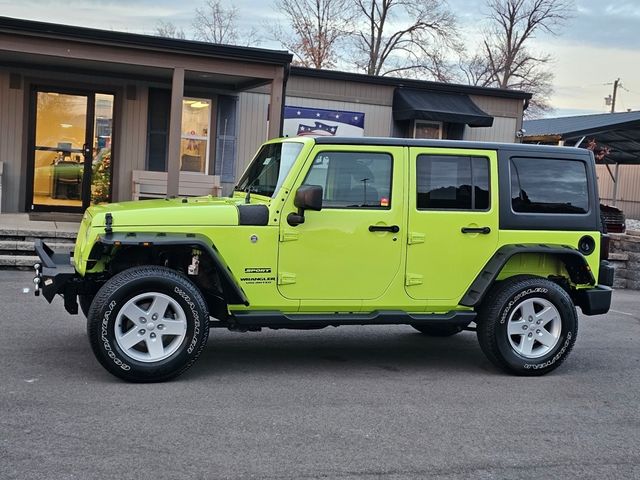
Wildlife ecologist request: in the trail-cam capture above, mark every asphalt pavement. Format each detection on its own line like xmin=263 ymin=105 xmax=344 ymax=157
xmin=1 ymin=271 xmax=639 ymax=479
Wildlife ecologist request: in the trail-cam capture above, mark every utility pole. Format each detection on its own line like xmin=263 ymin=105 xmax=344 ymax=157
xmin=605 ymin=78 xmax=621 ymax=113
xmin=611 ymin=78 xmax=620 ymax=113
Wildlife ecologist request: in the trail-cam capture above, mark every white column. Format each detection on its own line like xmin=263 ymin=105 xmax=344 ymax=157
xmin=267 ymin=69 xmax=285 ymax=140
xmin=167 ymin=67 xmax=185 ymax=197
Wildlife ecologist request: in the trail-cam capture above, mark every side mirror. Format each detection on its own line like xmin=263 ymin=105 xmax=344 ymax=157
xmin=287 ymin=185 xmax=323 ymax=226
xmin=294 ymin=185 xmax=323 ymax=211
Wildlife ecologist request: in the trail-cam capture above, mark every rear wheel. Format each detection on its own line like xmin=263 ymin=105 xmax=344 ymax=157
xmin=87 ymin=266 xmax=209 ymax=382
xmin=412 ymin=324 xmax=464 ymax=337
xmin=476 ymin=276 xmax=577 ymax=376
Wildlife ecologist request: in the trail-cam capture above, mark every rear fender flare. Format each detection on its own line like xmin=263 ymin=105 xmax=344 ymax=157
xmin=460 ymin=244 xmax=594 ymax=307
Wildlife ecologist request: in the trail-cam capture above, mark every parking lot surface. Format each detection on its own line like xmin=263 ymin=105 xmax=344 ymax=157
xmin=1 ymin=271 xmax=639 ymax=479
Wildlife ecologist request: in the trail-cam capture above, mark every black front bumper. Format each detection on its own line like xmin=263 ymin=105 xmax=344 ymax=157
xmin=33 ymin=240 xmax=80 ymax=314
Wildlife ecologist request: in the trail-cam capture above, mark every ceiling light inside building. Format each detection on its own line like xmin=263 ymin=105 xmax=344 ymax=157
xmin=190 ymin=101 xmax=210 ymax=109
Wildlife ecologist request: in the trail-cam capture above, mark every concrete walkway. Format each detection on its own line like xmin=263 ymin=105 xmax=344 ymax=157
xmin=0 ymin=213 xmax=79 ymax=238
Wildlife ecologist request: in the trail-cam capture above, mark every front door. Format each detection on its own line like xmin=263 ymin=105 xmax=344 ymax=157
xmin=405 ymin=147 xmax=499 ymax=306
xmin=277 ymin=146 xmax=405 ymax=305
xmin=28 ymin=89 xmax=114 ymax=212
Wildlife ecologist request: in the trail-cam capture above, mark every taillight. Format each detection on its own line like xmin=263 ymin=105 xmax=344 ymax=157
xmin=600 ymin=234 xmax=610 ymax=260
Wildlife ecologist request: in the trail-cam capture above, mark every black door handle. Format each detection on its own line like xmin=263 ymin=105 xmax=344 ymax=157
xmin=369 ymin=225 xmax=400 ymax=233
xmin=461 ymin=226 xmax=491 ymax=234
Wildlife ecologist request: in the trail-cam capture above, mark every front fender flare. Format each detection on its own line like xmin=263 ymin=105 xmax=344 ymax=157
xmin=95 ymin=232 xmax=249 ymax=306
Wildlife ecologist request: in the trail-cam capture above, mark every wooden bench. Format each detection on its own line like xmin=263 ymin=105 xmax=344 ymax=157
xmin=132 ymin=170 xmax=222 ymax=200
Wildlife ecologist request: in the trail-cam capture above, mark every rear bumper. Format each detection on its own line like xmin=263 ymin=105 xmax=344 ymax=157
xmin=574 ymin=285 xmax=613 ymax=316
xmin=598 ymin=260 xmax=614 ymax=287
xmin=33 ymin=240 xmax=79 ymax=314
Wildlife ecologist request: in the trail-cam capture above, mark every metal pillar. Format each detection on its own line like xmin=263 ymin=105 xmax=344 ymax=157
xmin=612 ymin=162 xmax=620 ymax=206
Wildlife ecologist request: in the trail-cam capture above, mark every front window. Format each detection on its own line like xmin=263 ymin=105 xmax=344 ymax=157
xmin=302 ymin=151 xmax=393 ymax=209
xmin=236 ymin=142 xmax=304 ymax=197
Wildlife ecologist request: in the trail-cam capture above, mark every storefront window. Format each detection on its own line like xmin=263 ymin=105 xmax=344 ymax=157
xmin=181 ymin=98 xmax=212 ymax=173
xmin=91 ymin=93 xmax=114 ymax=204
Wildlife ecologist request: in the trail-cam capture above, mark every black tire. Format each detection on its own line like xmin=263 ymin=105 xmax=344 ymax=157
xmin=476 ymin=275 xmax=578 ymax=376
xmin=79 ymin=295 xmax=94 ymax=318
xmin=87 ymin=266 xmax=210 ymax=382
xmin=412 ymin=324 xmax=464 ymax=337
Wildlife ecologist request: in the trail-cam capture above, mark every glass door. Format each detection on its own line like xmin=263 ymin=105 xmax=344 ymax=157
xmin=29 ymin=89 xmax=114 ymax=212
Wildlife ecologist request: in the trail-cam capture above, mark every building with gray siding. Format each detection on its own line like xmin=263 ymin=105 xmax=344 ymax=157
xmin=0 ymin=16 xmax=531 ymax=216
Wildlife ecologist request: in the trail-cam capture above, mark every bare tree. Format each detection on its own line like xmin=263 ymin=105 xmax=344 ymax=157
xmin=465 ymin=0 xmax=572 ymax=116
xmin=350 ymin=0 xmax=461 ymax=81
xmin=193 ymin=0 xmax=259 ymax=45
xmin=272 ymin=0 xmax=352 ymax=69
xmin=154 ymin=20 xmax=186 ymax=39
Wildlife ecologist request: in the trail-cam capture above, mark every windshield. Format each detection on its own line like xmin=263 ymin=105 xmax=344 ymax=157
xmin=236 ymin=142 xmax=304 ymax=198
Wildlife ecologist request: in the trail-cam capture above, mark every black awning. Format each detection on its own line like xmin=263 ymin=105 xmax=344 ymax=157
xmin=393 ymin=88 xmax=494 ymax=127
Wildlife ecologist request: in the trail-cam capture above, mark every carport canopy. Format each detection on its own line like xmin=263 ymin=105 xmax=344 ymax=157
xmin=523 ymin=111 xmax=640 ymax=164
xmin=393 ymin=88 xmax=494 ymax=127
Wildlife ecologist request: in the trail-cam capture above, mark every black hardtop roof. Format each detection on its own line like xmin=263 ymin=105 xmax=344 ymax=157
xmin=313 ymin=136 xmax=591 ymax=157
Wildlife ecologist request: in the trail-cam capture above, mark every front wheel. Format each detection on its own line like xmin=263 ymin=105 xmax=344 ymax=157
xmin=87 ymin=266 xmax=210 ymax=382
xmin=476 ymin=276 xmax=578 ymax=376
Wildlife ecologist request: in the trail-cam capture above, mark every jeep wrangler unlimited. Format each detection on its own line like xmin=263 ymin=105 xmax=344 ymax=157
xmin=33 ymin=137 xmax=614 ymax=382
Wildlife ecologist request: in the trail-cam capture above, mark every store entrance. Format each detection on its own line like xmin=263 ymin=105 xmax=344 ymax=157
xmin=27 ymin=88 xmax=114 ymax=213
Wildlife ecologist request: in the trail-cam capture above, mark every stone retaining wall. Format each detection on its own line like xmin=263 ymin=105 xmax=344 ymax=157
xmin=609 ymin=230 xmax=640 ymax=290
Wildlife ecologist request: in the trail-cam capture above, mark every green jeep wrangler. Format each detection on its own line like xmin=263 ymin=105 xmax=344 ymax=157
xmin=33 ymin=137 xmax=614 ymax=382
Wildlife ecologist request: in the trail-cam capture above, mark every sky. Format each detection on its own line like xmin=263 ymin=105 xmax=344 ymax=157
xmin=1 ymin=0 xmax=639 ymax=118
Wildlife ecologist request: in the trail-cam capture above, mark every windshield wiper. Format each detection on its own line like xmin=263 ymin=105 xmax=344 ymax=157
xmin=242 ymin=160 xmax=279 ymax=203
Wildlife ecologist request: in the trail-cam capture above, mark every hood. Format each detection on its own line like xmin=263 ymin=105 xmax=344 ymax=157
xmin=87 ymin=196 xmax=259 ymax=228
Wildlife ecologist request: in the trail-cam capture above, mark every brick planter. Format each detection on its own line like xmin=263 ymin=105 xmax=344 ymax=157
xmin=609 ymin=230 xmax=640 ymax=290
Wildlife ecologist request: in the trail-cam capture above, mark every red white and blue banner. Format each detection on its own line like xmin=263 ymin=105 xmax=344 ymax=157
xmin=283 ymin=106 xmax=365 ymax=138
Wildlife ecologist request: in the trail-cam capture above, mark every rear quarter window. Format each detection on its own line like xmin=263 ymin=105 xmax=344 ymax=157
xmin=510 ymin=157 xmax=589 ymax=214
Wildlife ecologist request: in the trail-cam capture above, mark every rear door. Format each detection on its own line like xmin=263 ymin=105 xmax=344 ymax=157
xmin=405 ymin=147 xmax=499 ymax=304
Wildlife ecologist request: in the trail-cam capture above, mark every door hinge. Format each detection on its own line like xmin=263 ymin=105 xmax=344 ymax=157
xmin=407 ymin=232 xmax=425 ymax=245
xmin=278 ymin=272 xmax=297 ymax=285
xmin=405 ymin=273 xmax=424 ymax=286
xmin=279 ymin=231 xmax=299 ymax=242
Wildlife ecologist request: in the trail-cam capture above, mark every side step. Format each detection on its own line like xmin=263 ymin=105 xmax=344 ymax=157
xmin=222 ymin=310 xmax=476 ymax=330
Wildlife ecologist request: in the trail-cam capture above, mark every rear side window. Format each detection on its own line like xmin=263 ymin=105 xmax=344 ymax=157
xmin=416 ymin=155 xmax=490 ymax=210
xmin=510 ymin=158 xmax=589 ymax=214
xmin=303 ymin=151 xmax=392 ymax=209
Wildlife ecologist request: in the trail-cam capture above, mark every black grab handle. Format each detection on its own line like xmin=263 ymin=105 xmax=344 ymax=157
xmin=461 ymin=226 xmax=491 ymax=234
xmin=369 ymin=225 xmax=400 ymax=233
